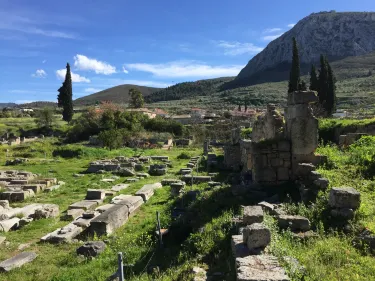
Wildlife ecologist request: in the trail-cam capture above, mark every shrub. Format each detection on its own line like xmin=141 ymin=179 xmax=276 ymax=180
xmin=98 ymin=129 xmax=124 ymax=150
xmin=177 ymin=152 xmax=191 ymax=159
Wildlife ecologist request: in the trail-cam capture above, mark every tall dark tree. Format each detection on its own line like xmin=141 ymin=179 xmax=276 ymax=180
xmin=288 ymin=37 xmax=301 ymax=93
xmin=326 ymin=61 xmax=337 ymax=116
xmin=129 ymin=88 xmax=144 ymax=108
xmin=309 ymin=64 xmax=319 ymax=91
xmin=57 ymin=63 xmax=73 ymax=122
xmin=318 ymin=55 xmax=329 ymax=113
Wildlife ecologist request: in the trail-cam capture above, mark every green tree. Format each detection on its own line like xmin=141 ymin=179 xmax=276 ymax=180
xmin=57 ymin=63 xmax=74 ymax=122
xmin=35 ymin=107 xmax=54 ymax=129
xmin=98 ymin=129 xmax=123 ymax=150
xmin=318 ymin=55 xmax=329 ymax=113
xmin=326 ymin=61 xmax=337 ymax=116
xmin=129 ymin=88 xmax=144 ymax=108
xmin=288 ymin=37 xmax=301 ymax=93
xmin=309 ymin=64 xmax=319 ymax=91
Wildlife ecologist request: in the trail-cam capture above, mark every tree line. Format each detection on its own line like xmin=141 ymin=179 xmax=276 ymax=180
xmin=288 ymin=37 xmax=337 ymax=116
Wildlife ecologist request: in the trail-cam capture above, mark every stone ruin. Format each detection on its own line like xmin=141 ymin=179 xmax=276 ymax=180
xmin=225 ymin=91 xmax=327 ymax=186
xmin=0 ymin=170 xmax=63 ymax=202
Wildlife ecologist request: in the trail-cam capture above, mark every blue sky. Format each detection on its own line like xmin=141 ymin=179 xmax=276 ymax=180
xmin=0 ymin=0 xmax=374 ymax=103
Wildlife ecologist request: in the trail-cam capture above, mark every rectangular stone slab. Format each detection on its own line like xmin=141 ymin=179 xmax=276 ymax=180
xmin=95 ymin=204 xmax=114 ymax=213
xmin=112 ymin=195 xmax=143 ymax=214
xmin=243 ymin=206 xmax=264 ymax=225
xmin=135 ymin=188 xmax=154 ymax=202
xmin=0 ymin=252 xmax=38 ymax=272
xmin=0 ymin=218 xmax=20 ymax=232
xmin=68 ymin=200 xmax=98 ymax=211
xmin=63 ymin=209 xmax=85 ymax=221
xmin=86 ymin=189 xmax=106 ymax=200
xmin=236 ymin=255 xmax=290 ymax=281
xmin=90 ymin=204 xmax=129 ymax=236
xmin=22 ymin=184 xmax=44 ymax=193
xmin=41 ymin=223 xmax=83 ymax=243
xmin=111 ymin=184 xmax=129 ymax=192
xmin=231 ymin=235 xmax=250 ymax=258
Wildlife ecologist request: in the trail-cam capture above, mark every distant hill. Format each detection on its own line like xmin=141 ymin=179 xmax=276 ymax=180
xmin=145 ymin=77 xmax=233 ymax=103
xmin=0 ymin=103 xmax=16 ymax=109
xmin=18 ymin=101 xmax=57 ymax=108
xmin=223 ymin=11 xmax=375 ymax=89
xmin=74 ymin=84 xmax=161 ymax=106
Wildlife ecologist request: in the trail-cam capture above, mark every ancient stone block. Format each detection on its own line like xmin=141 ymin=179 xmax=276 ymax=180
xmin=32 ymin=204 xmax=59 ymax=219
xmin=179 ymin=168 xmax=192 ymax=175
xmin=76 ymin=241 xmax=106 ymax=258
xmin=331 ymin=208 xmax=354 ymax=220
xmin=95 ymin=204 xmax=114 ymax=213
xmin=90 ymin=204 xmax=129 ymax=236
xmin=231 ymin=235 xmax=250 ymax=258
xmin=243 ymin=223 xmax=271 ymax=250
xmin=243 ymin=206 xmax=264 ymax=225
xmin=295 ymin=163 xmax=316 ymax=177
xmin=135 ymin=187 xmax=154 ymax=202
xmin=182 ymin=175 xmax=212 ymax=184
xmin=0 ymin=252 xmax=38 ymax=272
xmin=0 ymin=200 xmax=9 ymax=209
xmin=329 ymin=187 xmax=361 ymax=209
xmin=287 ymin=91 xmax=318 ymax=105
xmin=236 ymin=255 xmax=290 ymax=281
xmin=277 ymin=167 xmax=290 ymax=181
xmin=277 ymin=215 xmax=310 ymax=232
xmin=64 ymin=209 xmax=85 ymax=221
xmin=41 ymin=223 xmax=83 ymax=243
xmin=22 ymin=184 xmax=44 ymax=193
xmin=109 ymin=184 xmax=127 ymax=193
xmin=111 ymin=195 xmax=143 ymax=214
xmin=289 ymin=117 xmax=318 ymax=155
xmin=68 ymin=200 xmax=98 ymax=211
xmin=313 ymin=178 xmax=329 ymax=190
xmin=86 ymin=189 xmax=106 ymax=200
xmin=117 ymin=168 xmax=136 ymax=177
xmin=0 ymin=218 xmax=20 ymax=232
xmin=278 ymin=140 xmax=291 ymax=152
xmin=161 ymin=179 xmax=180 ymax=186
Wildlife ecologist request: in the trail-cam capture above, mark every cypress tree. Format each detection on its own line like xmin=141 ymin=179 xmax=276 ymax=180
xmin=326 ymin=61 xmax=337 ymax=116
xmin=288 ymin=37 xmax=301 ymax=93
xmin=318 ymin=55 xmax=329 ymax=111
xmin=57 ymin=63 xmax=74 ymax=122
xmin=309 ymin=64 xmax=319 ymax=91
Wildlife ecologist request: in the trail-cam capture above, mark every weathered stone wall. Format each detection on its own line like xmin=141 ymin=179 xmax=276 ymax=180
xmin=240 ymin=140 xmax=252 ymax=172
xmin=252 ymin=104 xmax=284 ymax=142
xmin=251 ymin=140 xmax=291 ymax=184
xmin=223 ymin=145 xmax=241 ymax=171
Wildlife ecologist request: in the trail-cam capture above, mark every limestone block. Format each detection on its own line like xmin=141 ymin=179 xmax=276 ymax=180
xmin=243 ymin=206 xmax=264 ymax=225
xmin=90 ymin=204 xmax=129 ymax=236
xmin=111 ymin=184 xmax=129 ymax=192
xmin=44 ymin=185 xmax=61 ymax=192
xmin=278 ymin=140 xmax=291 ymax=152
xmin=22 ymin=184 xmax=44 ymax=193
xmin=277 ymin=215 xmax=310 ymax=232
xmin=331 ymin=208 xmax=354 ymax=220
xmin=243 ymin=223 xmax=271 ymax=250
xmin=86 ymin=189 xmax=106 ymax=200
xmin=0 ymin=218 xmax=20 ymax=232
xmin=0 ymin=200 xmax=9 ymax=209
xmin=329 ymin=187 xmax=361 ymax=209
xmin=0 ymin=252 xmax=38 ymax=272
xmin=236 ymin=255 xmax=290 ymax=281
xmin=180 ymin=168 xmax=192 ymax=175
xmin=161 ymin=179 xmax=180 ymax=186
xmin=111 ymin=195 xmax=143 ymax=214
xmin=0 ymin=190 xmax=34 ymax=202
xmin=76 ymin=241 xmax=106 ymax=258
xmin=73 ymin=212 xmax=100 ymax=228
xmin=287 ymin=91 xmax=318 ymax=105
xmin=68 ymin=200 xmax=98 ymax=211
xmin=289 ymin=117 xmax=318 ymax=155
xmin=182 ymin=175 xmax=212 ymax=184
xmin=309 ymin=171 xmax=321 ymax=180
xmin=135 ymin=188 xmax=154 ymax=202
xmin=117 ymin=168 xmax=136 ymax=177
xmin=231 ymin=235 xmax=250 ymax=258
xmin=313 ymin=178 xmax=329 ymax=190
xmin=277 ymin=167 xmax=290 ymax=181
xmin=33 ymin=204 xmax=59 ymax=219
xmin=64 ymin=209 xmax=85 ymax=221
xmin=95 ymin=204 xmax=114 ymax=213
xmin=295 ymin=163 xmax=316 ymax=177
xmin=41 ymin=223 xmax=83 ymax=243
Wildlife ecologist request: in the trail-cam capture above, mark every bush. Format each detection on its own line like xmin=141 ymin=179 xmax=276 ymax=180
xmin=177 ymin=152 xmax=191 ymax=159
xmin=98 ymin=129 xmax=124 ymax=150
xmin=144 ymin=117 xmax=183 ymax=136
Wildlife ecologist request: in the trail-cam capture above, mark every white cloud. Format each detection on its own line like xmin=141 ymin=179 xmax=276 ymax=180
xmin=56 ymin=69 xmax=90 ymax=83
xmin=264 ymin=28 xmax=282 ymax=33
xmin=125 ymin=61 xmax=243 ymax=78
xmin=31 ymin=69 xmax=47 ymax=78
xmin=262 ymin=34 xmax=283 ymax=41
xmin=84 ymin=88 xmax=102 ymax=93
xmin=216 ymin=41 xmax=263 ymax=56
xmin=73 ymin=54 xmax=116 ymax=75
xmin=287 ymin=23 xmax=296 ymax=28
xmin=122 ymin=66 xmax=129 ymax=74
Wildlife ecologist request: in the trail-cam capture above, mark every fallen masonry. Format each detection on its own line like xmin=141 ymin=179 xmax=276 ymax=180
xmin=135 ymin=182 xmax=162 ymax=202
xmin=0 ymin=252 xmax=38 ymax=272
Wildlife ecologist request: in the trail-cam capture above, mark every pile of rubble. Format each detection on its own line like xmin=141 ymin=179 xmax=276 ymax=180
xmin=0 ymin=170 xmax=62 ymax=202
xmin=41 ymin=182 xmax=163 ymax=243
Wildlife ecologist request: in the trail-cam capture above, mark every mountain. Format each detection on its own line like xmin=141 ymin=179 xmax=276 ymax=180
xmin=225 ymin=11 xmax=375 ymax=89
xmin=0 ymin=103 xmax=16 ymax=109
xmin=74 ymin=84 xmax=161 ymax=106
xmin=145 ymin=77 xmax=233 ymax=103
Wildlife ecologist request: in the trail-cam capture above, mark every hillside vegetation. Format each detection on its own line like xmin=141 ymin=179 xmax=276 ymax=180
xmin=74 ymin=84 xmax=161 ymax=106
